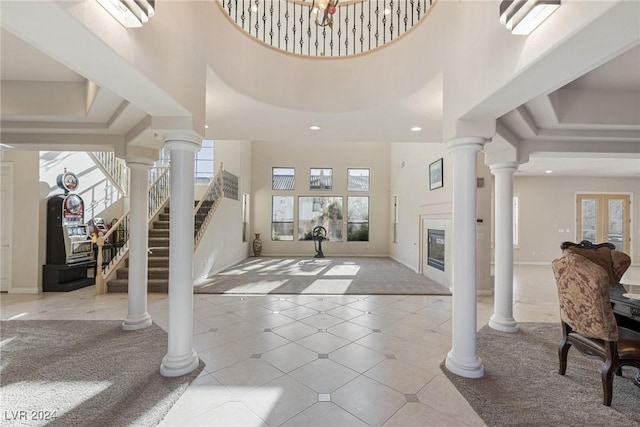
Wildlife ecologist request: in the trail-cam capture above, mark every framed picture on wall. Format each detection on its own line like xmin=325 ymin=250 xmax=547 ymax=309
xmin=429 ymin=158 xmax=443 ymax=190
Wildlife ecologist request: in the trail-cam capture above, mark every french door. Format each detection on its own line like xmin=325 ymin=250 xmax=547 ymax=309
xmin=577 ymin=194 xmax=630 ymax=252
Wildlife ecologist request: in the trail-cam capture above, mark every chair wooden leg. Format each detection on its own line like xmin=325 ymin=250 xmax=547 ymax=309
xmin=558 ymin=337 xmax=570 ymax=375
xmin=601 ymin=363 xmax=615 ymax=406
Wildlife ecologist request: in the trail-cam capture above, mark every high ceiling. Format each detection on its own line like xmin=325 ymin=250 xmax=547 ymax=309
xmin=1 ymin=20 xmax=639 ymax=177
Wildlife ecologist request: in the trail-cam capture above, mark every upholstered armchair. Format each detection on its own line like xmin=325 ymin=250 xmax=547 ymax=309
xmin=552 ymin=252 xmax=640 ymax=406
xmin=561 ymin=240 xmax=631 ymax=285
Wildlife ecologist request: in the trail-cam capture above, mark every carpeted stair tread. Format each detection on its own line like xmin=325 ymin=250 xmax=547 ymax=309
xmin=116 ymin=267 xmax=169 ymax=279
xmin=126 ymin=257 xmax=169 ymax=267
xmin=149 ymin=229 xmax=170 ymax=237
xmin=107 ymin=279 xmax=168 ymax=293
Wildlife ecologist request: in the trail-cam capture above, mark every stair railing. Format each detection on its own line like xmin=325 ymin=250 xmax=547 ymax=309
xmin=194 ymin=163 xmax=225 ymax=249
xmin=95 ymin=166 xmax=171 ymax=294
xmin=88 ymin=152 xmax=129 ymax=195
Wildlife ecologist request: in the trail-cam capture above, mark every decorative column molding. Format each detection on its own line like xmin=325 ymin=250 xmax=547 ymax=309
xmin=160 ymin=133 xmax=202 ymax=377
xmin=122 ymin=158 xmax=154 ymax=331
xmin=445 ymin=136 xmax=486 ymax=379
xmin=489 ymin=161 xmax=519 ymax=332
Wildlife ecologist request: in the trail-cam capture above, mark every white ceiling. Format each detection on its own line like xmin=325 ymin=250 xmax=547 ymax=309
xmin=1 ymin=25 xmax=639 ymax=177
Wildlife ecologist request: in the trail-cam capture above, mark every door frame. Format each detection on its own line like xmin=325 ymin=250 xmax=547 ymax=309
xmin=576 ymin=192 xmax=631 ymax=253
xmin=1 ymin=162 xmax=13 ymax=292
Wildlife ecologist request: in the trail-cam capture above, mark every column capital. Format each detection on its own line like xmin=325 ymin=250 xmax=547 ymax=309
xmin=489 ymin=161 xmax=519 ymax=174
xmin=163 ymin=133 xmax=202 ymax=153
xmin=125 ymin=157 xmax=154 ymax=170
xmin=446 ymin=136 xmax=487 ymax=154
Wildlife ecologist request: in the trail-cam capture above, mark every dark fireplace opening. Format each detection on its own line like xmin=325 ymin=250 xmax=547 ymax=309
xmin=427 ymin=229 xmax=445 ymax=271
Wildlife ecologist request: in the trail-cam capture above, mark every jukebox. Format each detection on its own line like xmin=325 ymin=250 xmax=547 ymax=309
xmin=43 ymin=170 xmax=96 ymax=291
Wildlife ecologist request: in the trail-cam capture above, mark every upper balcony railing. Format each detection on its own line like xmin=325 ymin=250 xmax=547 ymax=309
xmin=219 ymin=0 xmax=434 ymax=57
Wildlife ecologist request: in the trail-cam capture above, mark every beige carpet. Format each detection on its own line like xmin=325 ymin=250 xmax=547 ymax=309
xmin=0 ymin=320 xmax=203 ymax=427
xmin=442 ymin=323 xmax=640 ymax=426
xmin=194 ymin=256 xmax=452 ymax=295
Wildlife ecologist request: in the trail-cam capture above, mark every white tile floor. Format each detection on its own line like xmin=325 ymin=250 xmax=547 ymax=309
xmin=2 ymin=265 xmax=638 ymax=426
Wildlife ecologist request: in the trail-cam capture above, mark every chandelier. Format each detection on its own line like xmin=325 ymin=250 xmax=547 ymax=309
xmin=310 ymin=0 xmax=339 ymax=28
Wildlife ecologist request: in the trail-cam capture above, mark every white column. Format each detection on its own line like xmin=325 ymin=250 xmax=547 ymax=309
xmin=122 ymin=159 xmax=153 ymax=331
xmin=445 ymin=136 xmax=486 ymax=379
xmin=489 ymin=162 xmax=519 ymax=332
xmin=160 ymin=133 xmax=201 ymax=377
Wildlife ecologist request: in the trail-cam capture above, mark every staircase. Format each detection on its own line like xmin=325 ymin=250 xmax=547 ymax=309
xmin=106 ymin=206 xmax=171 ymax=293
xmin=99 ymin=163 xmax=234 ymax=294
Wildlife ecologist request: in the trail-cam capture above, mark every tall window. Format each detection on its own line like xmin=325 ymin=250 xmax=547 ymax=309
xmin=298 ymin=196 xmax=343 ymax=241
xmin=273 ymin=167 xmax=295 ymax=190
xmin=272 ymin=196 xmax=294 ymax=240
xmin=347 ymin=168 xmax=370 ymax=191
xmin=242 ymin=193 xmax=249 ymax=242
xmin=393 ymin=194 xmax=398 ymax=244
xmin=310 ymin=168 xmax=332 ymax=190
xmin=194 ymin=139 xmax=214 ymax=185
xmin=347 ymin=197 xmax=369 ymax=241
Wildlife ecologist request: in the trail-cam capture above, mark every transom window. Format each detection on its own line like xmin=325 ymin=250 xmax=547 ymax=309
xmin=310 ymin=168 xmax=332 ymax=190
xmin=348 ymin=168 xmax=370 ymax=191
xmin=272 ymin=167 xmax=295 ymax=190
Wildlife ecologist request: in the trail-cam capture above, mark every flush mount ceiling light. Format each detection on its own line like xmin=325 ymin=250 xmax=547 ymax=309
xmin=499 ymin=0 xmax=560 ymax=35
xmin=97 ymin=0 xmax=155 ymax=28
xmin=309 ymin=125 xmax=321 ymax=131
xmin=411 ymin=127 xmax=422 ymax=132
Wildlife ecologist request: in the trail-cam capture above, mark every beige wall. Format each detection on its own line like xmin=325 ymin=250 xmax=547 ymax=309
xmin=389 ymin=143 xmax=493 ymax=293
xmin=251 ymin=140 xmax=390 ymax=257
xmin=514 ymin=176 xmax=639 ymax=264
xmin=2 ymin=151 xmax=40 ymax=293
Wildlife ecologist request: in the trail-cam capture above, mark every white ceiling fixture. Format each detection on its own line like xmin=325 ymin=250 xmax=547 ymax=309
xmin=411 ymin=126 xmax=422 ymax=132
xmin=499 ymin=0 xmax=560 ymax=35
xmin=309 ymin=125 xmax=321 ymax=131
xmin=96 ymin=0 xmax=155 ymax=28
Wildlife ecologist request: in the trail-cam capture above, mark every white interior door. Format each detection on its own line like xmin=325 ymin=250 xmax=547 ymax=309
xmin=0 ymin=162 xmax=13 ymax=292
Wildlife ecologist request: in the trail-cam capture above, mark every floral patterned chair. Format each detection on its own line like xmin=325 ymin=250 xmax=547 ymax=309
xmin=552 ymin=251 xmax=640 ymax=406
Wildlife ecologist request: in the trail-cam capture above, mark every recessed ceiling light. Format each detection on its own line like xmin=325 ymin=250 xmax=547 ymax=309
xmin=411 ymin=127 xmax=422 ymax=132
xmin=204 ymin=124 xmax=209 ymax=129
xmin=309 ymin=125 xmax=321 ymax=131
xmin=544 ymin=170 xmax=553 ymax=174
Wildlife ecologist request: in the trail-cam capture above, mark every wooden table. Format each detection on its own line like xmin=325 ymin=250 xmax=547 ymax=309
xmin=610 ymin=283 xmax=640 ymax=386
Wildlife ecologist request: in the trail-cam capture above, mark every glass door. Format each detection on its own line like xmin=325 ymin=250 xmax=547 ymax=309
xmin=577 ymin=194 xmax=630 ymax=252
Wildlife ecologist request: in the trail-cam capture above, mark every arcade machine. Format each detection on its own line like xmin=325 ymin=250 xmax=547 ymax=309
xmin=42 ymin=169 xmax=96 ymax=291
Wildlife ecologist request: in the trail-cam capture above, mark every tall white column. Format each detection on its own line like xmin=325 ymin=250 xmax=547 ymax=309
xmin=122 ymin=159 xmax=153 ymax=331
xmin=445 ymin=136 xmax=486 ymax=379
xmin=489 ymin=162 xmax=519 ymax=332
xmin=160 ymin=133 xmax=201 ymax=377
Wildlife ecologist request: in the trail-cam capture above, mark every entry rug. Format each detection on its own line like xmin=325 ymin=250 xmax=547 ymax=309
xmin=442 ymin=323 xmax=640 ymax=426
xmin=195 ymin=257 xmax=451 ymax=295
xmin=0 ymin=320 xmax=203 ymax=427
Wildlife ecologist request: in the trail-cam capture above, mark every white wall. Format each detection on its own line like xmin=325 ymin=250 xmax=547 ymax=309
xmin=2 ymin=151 xmax=40 ymax=293
xmin=514 ymin=176 xmax=639 ymax=264
xmin=193 ymin=140 xmax=252 ymax=281
xmin=251 ymin=140 xmax=390 ymax=257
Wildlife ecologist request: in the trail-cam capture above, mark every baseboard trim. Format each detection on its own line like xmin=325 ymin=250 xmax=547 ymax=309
xmin=9 ymin=286 xmax=41 ymax=294
xmin=389 ymin=256 xmax=419 ymax=274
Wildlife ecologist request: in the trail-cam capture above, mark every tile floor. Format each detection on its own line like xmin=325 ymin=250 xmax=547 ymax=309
xmin=2 ymin=265 xmax=638 ymax=426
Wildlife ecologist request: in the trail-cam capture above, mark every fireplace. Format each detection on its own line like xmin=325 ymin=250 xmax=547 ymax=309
xmin=427 ymin=229 xmax=445 ymax=271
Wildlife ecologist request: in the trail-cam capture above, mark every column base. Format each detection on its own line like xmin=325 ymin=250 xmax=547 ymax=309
xmin=122 ymin=313 xmax=152 ymax=331
xmin=445 ymin=350 xmax=485 ymax=378
xmin=160 ymin=349 xmax=199 ymax=377
xmin=489 ymin=315 xmax=518 ymax=332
